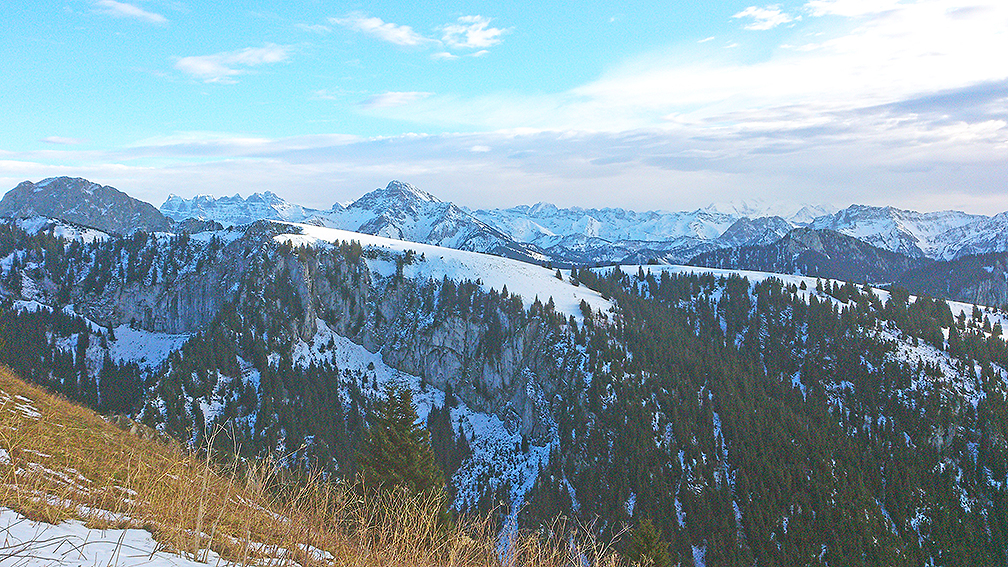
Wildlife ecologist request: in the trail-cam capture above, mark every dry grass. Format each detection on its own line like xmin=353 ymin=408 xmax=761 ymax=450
xmin=0 ymin=366 xmax=626 ymax=567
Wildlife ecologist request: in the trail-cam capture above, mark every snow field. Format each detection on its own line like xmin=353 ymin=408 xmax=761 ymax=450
xmin=275 ymin=222 xmax=614 ymax=323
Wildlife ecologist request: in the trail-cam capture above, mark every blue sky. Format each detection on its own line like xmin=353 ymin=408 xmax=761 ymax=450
xmin=1 ymin=1 xmax=1007 ymax=214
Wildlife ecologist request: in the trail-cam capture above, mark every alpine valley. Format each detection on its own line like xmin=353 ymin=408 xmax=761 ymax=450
xmin=4 ymin=176 xmax=1008 ymax=565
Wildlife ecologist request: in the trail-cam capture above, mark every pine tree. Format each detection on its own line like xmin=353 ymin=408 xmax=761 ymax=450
xmin=358 ymin=386 xmax=444 ymax=496
xmin=626 ymin=518 xmax=671 ymax=567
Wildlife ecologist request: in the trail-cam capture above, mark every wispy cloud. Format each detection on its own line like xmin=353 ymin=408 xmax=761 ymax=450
xmin=732 ymin=5 xmax=795 ymax=30
xmin=804 ymin=0 xmax=903 ymax=17
xmin=95 ymin=0 xmax=166 ymax=24
xmin=442 ymin=16 xmax=507 ymax=50
xmin=331 ymin=13 xmax=431 ymax=47
xmin=174 ymin=45 xmax=289 ymax=83
xmin=359 ymin=91 xmax=433 ymax=109
xmin=296 ymin=23 xmax=331 ymax=34
xmin=41 ymin=136 xmax=86 ymax=145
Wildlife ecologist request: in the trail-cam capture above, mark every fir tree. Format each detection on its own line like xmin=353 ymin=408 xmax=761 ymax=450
xmin=627 ymin=518 xmax=671 ymax=567
xmin=358 ymin=386 xmax=444 ymax=495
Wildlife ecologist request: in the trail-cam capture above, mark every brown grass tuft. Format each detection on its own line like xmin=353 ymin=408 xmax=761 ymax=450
xmin=0 ymin=366 xmax=626 ymax=566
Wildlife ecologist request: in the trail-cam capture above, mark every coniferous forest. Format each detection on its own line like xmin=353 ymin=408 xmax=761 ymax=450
xmin=2 ymin=218 xmax=1008 ymax=566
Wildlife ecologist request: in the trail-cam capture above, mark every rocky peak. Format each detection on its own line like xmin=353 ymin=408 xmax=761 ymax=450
xmin=349 ymin=180 xmax=440 ymax=217
xmin=0 ymin=177 xmax=171 ymax=234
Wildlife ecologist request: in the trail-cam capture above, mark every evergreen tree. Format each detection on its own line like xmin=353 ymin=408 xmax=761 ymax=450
xmin=627 ymin=519 xmax=671 ymax=567
xmin=358 ymin=386 xmax=444 ymax=495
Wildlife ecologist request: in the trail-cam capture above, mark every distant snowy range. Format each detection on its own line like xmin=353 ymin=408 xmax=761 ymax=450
xmin=157 ymin=179 xmax=1008 ymax=266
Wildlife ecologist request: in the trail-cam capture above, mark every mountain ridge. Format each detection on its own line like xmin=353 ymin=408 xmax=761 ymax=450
xmin=0 ymin=177 xmax=171 ymax=234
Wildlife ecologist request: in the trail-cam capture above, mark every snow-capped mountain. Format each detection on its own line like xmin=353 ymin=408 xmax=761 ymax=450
xmin=691 ymin=227 xmax=930 ymax=284
xmin=809 ymin=204 xmax=986 ymax=259
xmin=160 ymin=181 xmax=548 ymax=264
xmin=325 ymin=181 xmax=548 ymax=263
xmin=470 ymin=204 xmax=744 ymax=264
xmin=0 ymin=177 xmax=171 ymax=234
xmin=929 ymin=211 xmax=1008 ymax=260
xmin=713 ymin=216 xmax=794 ymax=248
xmin=160 ymin=191 xmax=324 ymax=226
xmin=154 ymin=181 xmax=1008 ymax=266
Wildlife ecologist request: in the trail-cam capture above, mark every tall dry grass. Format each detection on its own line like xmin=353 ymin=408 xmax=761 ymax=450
xmin=0 ymin=366 xmax=626 ymax=567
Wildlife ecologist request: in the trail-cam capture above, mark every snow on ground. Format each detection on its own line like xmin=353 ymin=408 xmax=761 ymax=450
xmin=15 ymin=216 xmax=110 ymax=242
xmin=9 ymin=299 xmax=189 ymax=371
xmin=0 ymin=507 xmax=221 ymax=567
xmin=109 ymin=325 xmax=190 ymax=368
xmin=610 ymin=264 xmax=1008 ymax=323
xmin=291 ymin=319 xmax=549 ymax=517
xmin=274 ymin=223 xmax=613 ymax=323
xmin=187 ymin=226 xmax=245 ymax=244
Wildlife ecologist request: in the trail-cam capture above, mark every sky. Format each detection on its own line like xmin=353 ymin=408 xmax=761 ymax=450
xmin=1 ymin=0 xmax=1007 ymax=215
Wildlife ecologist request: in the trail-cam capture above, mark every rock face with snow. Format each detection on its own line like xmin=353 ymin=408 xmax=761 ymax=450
xmin=329 ymin=181 xmax=548 ymax=264
xmin=809 ymin=204 xmax=987 ymax=259
xmin=714 ymin=216 xmax=794 ymax=249
xmin=691 ymin=228 xmax=930 ymax=284
xmin=0 ymin=177 xmax=171 ymax=234
xmin=471 ymin=204 xmax=746 ymax=264
xmin=160 ymin=192 xmax=323 ymax=226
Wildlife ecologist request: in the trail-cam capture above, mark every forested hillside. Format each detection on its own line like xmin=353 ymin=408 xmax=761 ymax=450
xmin=3 ymin=216 xmax=1008 ymax=566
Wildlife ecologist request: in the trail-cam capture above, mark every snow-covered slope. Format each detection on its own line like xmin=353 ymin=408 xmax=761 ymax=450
xmin=275 ymin=222 xmax=612 ymax=323
xmin=810 ymin=204 xmax=988 ymax=259
xmin=14 ymin=216 xmax=110 ymax=242
xmin=0 ymin=507 xmax=229 ymax=567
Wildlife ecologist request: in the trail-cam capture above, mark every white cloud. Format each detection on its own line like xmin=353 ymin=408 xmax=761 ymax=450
xmin=469 ymin=145 xmax=491 ymax=152
xmin=95 ymin=0 xmax=166 ymax=24
xmin=699 ymin=36 xmax=716 ymax=43
xmin=174 ymin=45 xmax=289 ymax=83
xmin=332 ymin=13 xmax=431 ymax=47
xmin=805 ymin=0 xmax=903 ymax=17
xmin=359 ymin=91 xmax=433 ymax=109
xmin=432 ymin=51 xmax=459 ymax=60
xmin=732 ymin=5 xmax=794 ymax=30
xmin=442 ymin=16 xmax=507 ymax=50
xmin=296 ymin=23 xmax=331 ymax=34
xmin=41 ymin=136 xmax=86 ymax=145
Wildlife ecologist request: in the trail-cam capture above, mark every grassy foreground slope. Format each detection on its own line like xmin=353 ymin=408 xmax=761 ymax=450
xmin=0 ymin=366 xmax=623 ymax=567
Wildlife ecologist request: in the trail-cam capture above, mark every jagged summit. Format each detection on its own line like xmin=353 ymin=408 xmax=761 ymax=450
xmin=160 ymin=190 xmax=321 ymax=226
xmin=811 ymin=203 xmax=986 ymax=259
xmin=349 ymin=180 xmax=440 ymax=214
xmin=0 ymin=177 xmax=170 ymax=234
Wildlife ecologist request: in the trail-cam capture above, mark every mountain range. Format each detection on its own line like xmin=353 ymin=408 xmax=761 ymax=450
xmin=6 ymin=176 xmax=1008 ymax=288
xmin=157 ymin=180 xmax=1008 ymax=266
xmin=3 ymin=175 xmax=1008 ymax=563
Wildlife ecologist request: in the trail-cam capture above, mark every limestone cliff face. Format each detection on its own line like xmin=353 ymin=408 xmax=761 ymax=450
xmin=249 ymin=241 xmax=573 ymax=441
xmin=67 ymin=221 xmax=572 ymax=438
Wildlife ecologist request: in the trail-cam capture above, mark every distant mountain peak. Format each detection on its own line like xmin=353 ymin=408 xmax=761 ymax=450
xmin=350 ymin=180 xmax=439 ymax=212
xmin=0 ymin=177 xmax=170 ymax=234
xmin=160 ymin=191 xmax=320 ymax=226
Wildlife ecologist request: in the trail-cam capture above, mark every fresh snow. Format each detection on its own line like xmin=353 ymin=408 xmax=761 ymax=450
xmin=0 ymin=507 xmax=225 ymax=567
xmin=275 ymin=223 xmax=613 ymax=322
xmin=15 ymin=217 xmax=110 ymax=242
xmin=286 ymin=318 xmax=551 ymax=518
xmin=109 ymin=325 xmax=190 ymax=368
